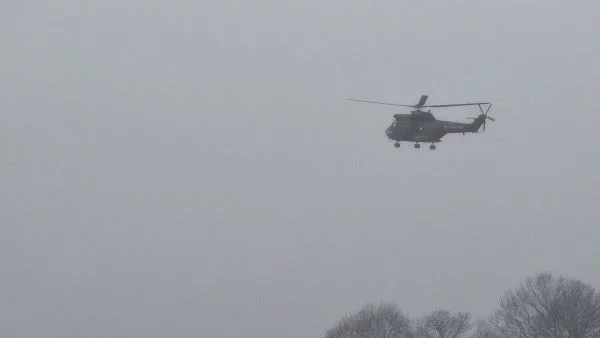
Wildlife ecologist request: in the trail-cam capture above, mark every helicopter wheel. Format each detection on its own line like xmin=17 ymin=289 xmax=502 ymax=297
xmin=414 ymin=143 xmax=421 ymax=149
xmin=429 ymin=144 xmax=436 ymax=150
xmin=394 ymin=142 xmax=400 ymax=148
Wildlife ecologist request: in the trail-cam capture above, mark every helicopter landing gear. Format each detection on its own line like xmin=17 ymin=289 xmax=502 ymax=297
xmin=394 ymin=142 xmax=400 ymax=148
xmin=414 ymin=143 xmax=421 ymax=149
xmin=429 ymin=144 xmax=436 ymax=150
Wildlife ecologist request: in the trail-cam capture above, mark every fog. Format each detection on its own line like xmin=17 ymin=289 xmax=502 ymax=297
xmin=2 ymin=1 xmax=599 ymax=338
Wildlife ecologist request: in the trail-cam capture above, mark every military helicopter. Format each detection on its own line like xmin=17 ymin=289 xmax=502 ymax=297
xmin=349 ymin=95 xmax=494 ymax=150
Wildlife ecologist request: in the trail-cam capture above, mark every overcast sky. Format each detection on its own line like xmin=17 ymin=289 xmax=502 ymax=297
xmin=2 ymin=1 xmax=600 ymax=338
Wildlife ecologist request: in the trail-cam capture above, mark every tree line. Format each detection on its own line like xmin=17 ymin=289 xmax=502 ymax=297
xmin=324 ymin=273 xmax=600 ymax=338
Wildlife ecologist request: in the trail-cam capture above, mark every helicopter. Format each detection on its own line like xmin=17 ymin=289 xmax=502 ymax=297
xmin=349 ymin=95 xmax=494 ymax=150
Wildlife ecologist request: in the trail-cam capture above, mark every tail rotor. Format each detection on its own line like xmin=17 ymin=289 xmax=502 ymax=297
xmin=467 ymin=104 xmax=494 ymax=132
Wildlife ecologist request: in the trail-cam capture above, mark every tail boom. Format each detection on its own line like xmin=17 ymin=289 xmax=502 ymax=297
xmin=441 ymin=115 xmax=486 ymax=134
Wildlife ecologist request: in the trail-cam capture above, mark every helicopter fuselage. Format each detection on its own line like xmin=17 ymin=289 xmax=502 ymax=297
xmin=385 ymin=111 xmax=484 ymax=143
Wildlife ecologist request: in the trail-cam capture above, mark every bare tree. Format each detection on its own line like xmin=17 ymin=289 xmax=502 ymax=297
xmin=491 ymin=272 xmax=600 ymax=338
xmin=470 ymin=319 xmax=500 ymax=338
xmin=324 ymin=302 xmax=414 ymax=338
xmin=415 ymin=309 xmax=473 ymax=338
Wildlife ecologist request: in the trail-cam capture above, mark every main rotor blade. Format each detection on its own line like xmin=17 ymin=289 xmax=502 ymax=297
xmin=486 ymin=116 xmax=496 ymax=122
xmin=423 ymin=102 xmax=491 ymax=108
xmin=348 ymin=99 xmax=414 ymax=107
xmin=415 ymin=95 xmax=428 ymax=107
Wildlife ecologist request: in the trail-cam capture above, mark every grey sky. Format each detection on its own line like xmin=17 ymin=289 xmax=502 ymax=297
xmin=2 ymin=1 xmax=599 ymax=338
